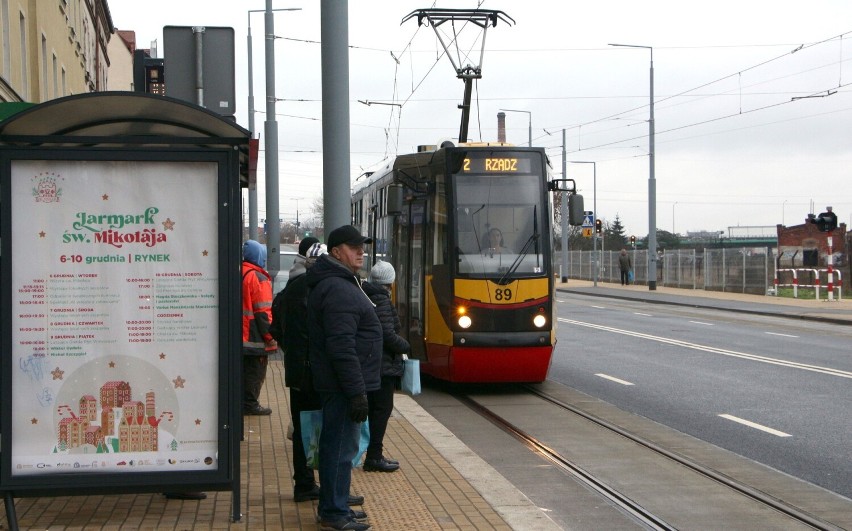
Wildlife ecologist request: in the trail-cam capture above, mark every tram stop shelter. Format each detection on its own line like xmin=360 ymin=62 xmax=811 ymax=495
xmin=0 ymin=92 xmax=254 ymax=528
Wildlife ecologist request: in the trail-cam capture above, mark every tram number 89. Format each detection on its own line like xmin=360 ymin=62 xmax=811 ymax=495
xmin=494 ymin=288 xmax=513 ymax=301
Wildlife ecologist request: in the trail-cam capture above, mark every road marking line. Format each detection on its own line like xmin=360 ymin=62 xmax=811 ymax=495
xmin=591 ymin=305 xmax=606 ymax=309
xmin=765 ymin=332 xmax=799 ymax=338
xmin=595 ymin=373 xmax=634 ymax=386
xmin=718 ymin=414 xmax=791 ymax=437
xmin=689 ymin=320 xmax=714 ymax=326
xmin=634 ymin=312 xmax=652 ymax=316
xmin=558 ymin=317 xmax=852 ymax=379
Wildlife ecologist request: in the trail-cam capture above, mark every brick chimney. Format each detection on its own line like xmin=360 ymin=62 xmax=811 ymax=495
xmin=497 ymin=112 xmax=506 ymax=143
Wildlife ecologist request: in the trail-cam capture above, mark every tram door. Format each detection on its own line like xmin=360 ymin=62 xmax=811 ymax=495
xmin=399 ymin=200 xmax=426 ymax=360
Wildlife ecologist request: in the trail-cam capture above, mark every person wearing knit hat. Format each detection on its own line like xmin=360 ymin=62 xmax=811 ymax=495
xmin=368 ymin=260 xmax=395 ymax=285
xmin=362 ymin=260 xmax=409 ymax=473
xmin=288 ymin=237 xmax=321 ymax=283
xmin=280 ymin=240 xmax=329 ymax=503
xmin=298 ymin=236 xmax=320 ymax=258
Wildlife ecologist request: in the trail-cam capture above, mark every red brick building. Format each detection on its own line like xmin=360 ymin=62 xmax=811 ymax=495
xmin=776 ymin=219 xmax=848 ymax=291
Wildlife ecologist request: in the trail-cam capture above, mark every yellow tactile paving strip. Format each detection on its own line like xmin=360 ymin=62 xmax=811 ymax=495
xmin=0 ymin=360 xmax=512 ymax=530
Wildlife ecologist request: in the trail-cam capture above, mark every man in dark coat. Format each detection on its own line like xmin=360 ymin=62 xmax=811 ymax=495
xmin=306 ymin=225 xmax=382 ymax=531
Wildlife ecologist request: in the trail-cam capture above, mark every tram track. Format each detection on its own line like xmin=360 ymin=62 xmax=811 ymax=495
xmin=452 ymin=386 xmax=844 ymax=531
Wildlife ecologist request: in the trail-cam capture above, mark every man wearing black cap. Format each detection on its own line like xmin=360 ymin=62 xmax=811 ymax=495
xmin=306 ymin=225 xmax=382 ymax=531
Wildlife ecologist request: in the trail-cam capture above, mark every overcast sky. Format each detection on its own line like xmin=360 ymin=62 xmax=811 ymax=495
xmin=107 ymin=1 xmax=852 ymax=238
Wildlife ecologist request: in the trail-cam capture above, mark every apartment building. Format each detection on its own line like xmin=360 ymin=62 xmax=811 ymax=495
xmin=0 ymin=0 xmax=113 ymax=103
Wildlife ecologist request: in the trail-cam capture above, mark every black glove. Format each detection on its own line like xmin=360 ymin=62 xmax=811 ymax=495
xmin=349 ymin=394 xmax=369 ymax=423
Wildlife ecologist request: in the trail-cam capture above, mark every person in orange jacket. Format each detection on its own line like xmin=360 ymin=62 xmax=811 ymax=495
xmin=242 ymin=240 xmax=277 ymax=415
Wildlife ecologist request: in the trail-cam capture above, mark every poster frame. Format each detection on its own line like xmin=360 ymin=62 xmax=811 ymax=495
xmin=0 ymin=146 xmax=242 ymax=497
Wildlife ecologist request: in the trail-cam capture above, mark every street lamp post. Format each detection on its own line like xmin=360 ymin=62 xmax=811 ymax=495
xmin=782 ymin=200 xmax=787 ymax=226
xmin=568 ymin=161 xmax=597 ymax=286
xmin=673 ymin=201 xmax=678 ymax=235
xmin=609 ymin=43 xmax=657 ymax=290
xmin=292 ymin=197 xmax=304 ymax=239
xmin=499 ymin=108 xmax=531 ymax=146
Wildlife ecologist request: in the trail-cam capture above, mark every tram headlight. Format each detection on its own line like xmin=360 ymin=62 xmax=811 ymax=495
xmin=456 ymin=306 xmax=472 ymax=329
xmin=533 ymin=312 xmax=547 ymax=328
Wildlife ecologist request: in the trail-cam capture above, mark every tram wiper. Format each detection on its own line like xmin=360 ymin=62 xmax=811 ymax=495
xmin=471 ymin=204 xmax=486 ymax=255
xmin=496 ymin=206 xmax=540 ymax=286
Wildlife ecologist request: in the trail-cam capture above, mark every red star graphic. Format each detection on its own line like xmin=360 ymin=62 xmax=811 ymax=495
xmin=51 ymin=367 xmax=64 ymax=380
xmin=202 ymin=250 xmax=209 ymax=257
xmin=159 ymin=353 xmax=166 ymax=360
xmin=31 ymin=418 xmax=38 ymax=424
xmin=39 ymin=231 xmax=46 ymax=238
xmin=108 ymin=361 xmax=116 ymax=368
xmin=173 ymin=375 xmax=186 ymax=388
xmin=162 ymin=217 xmax=176 ymax=231
xmin=102 ymin=194 xmax=109 ymax=200
xmin=195 ymin=418 xmax=202 ymax=425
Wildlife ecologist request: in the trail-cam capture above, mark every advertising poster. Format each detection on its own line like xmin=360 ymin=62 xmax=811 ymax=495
xmin=9 ymin=160 xmax=220 ymax=476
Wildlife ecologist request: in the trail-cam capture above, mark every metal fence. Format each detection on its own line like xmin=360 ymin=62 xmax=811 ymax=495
xmin=560 ymin=247 xmax=777 ymax=295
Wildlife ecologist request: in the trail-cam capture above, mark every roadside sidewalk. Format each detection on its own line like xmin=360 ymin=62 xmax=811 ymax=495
xmin=556 ymin=279 xmax=852 ymax=325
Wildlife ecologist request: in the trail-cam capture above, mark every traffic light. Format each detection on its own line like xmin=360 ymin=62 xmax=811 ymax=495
xmin=816 ymin=209 xmax=837 ymax=232
xmin=595 ymin=218 xmax=602 ymax=235
xmin=630 ymin=235 xmax=636 ymax=245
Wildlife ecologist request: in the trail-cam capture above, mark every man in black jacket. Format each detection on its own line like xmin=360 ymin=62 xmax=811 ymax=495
xmin=306 ymin=225 xmax=382 ymax=531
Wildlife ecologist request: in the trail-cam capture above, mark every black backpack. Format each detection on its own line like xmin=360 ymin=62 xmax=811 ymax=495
xmin=269 ymin=286 xmax=287 ymax=344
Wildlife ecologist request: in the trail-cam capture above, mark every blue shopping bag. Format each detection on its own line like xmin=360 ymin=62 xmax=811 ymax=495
xmin=300 ymin=410 xmax=369 ymax=469
xmin=628 ymin=270 xmax=634 ymax=283
xmin=401 ymin=357 xmax=421 ymax=396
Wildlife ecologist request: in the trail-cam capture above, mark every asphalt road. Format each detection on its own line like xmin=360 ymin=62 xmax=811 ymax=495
xmin=551 ymin=292 xmax=852 ymax=499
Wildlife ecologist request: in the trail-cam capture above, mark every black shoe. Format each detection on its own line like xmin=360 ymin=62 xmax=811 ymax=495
xmin=319 ymin=519 xmax=371 ymax=531
xmin=350 ymin=509 xmax=368 ymax=522
xmin=347 ymin=493 xmax=364 ymax=506
xmin=294 ymin=485 xmax=320 ymax=502
xmin=243 ymin=405 xmax=272 ymax=416
xmin=164 ymin=491 xmax=207 ymax=500
xmin=363 ymin=457 xmax=399 ymax=472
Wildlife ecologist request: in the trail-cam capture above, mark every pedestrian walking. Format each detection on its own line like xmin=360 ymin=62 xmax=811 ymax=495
xmin=306 ymin=225 xmax=382 ymax=531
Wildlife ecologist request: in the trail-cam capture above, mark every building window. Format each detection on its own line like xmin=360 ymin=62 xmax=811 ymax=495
xmin=52 ymin=53 xmax=58 ymax=98
xmin=61 ymin=66 xmax=66 ymax=96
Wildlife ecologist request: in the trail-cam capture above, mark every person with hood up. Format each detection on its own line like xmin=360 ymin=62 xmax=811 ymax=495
xmin=306 ymin=225 xmax=382 ymax=531
xmin=362 ymin=260 xmax=409 ymax=473
xmin=242 ymin=239 xmax=277 ymax=416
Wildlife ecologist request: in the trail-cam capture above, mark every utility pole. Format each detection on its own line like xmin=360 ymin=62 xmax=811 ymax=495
xmin=321 ymin=0 xmax=351 ymax=231
xmin=610 ymin=43 xmax=657 ymax=290
xmin=560 ymin=129 xmax=567 ymax=282
xmin=264 ymin=0 xmax=280 ymax=274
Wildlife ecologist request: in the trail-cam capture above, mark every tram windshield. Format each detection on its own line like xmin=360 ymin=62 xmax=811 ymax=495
xmin=453 ymin=153 xmax=546 ymax=279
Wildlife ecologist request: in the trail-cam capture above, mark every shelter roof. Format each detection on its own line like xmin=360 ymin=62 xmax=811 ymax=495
xmin=0 ymin=92 xmax=253 ymax=185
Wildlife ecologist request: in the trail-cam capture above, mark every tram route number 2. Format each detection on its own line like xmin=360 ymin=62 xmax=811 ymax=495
xmin=494 ymin=287 xmax=513 ymax=301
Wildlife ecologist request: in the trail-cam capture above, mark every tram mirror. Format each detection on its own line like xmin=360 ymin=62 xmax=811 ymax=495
xmin=568 ymin=194 xmax=585 ymax=226
xmin=387 ymin=184 xmax=404 ymax=215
